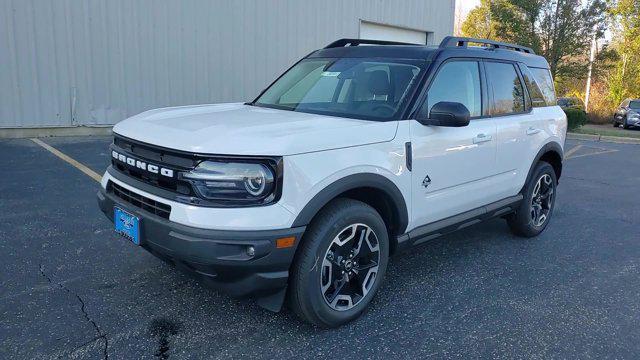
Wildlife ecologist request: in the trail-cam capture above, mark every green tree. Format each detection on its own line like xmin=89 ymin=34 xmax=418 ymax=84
xmin=608 ymin=0 xmax=640 ymax=104
xmin=460 ymin=0 xmax=607 ymax=78
xmin=461 ymin=0 xmax=495 ymax=39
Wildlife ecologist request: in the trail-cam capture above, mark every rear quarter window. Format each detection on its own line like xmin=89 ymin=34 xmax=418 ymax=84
xmin=518 ymin=64 xmax=546 ymax=108
xmin=529 ymin=67 xmax=556 ymax=106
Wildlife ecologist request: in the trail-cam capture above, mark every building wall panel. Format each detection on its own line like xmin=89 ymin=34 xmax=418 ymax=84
xmin=0 ymin=0 xmax=455 ymax=128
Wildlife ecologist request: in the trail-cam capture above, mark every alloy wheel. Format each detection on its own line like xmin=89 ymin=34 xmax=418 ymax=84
xmin=320 ymin=224 xmax=380 ymax=311
xmin=530 ymin=173 xmax=554 ymax=227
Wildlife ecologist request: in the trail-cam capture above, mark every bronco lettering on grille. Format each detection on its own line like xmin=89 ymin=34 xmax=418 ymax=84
xmin=112 ymin=150 xmax=174 ymax=178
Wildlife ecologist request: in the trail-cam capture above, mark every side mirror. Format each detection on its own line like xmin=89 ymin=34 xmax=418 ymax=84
xmin=416 ymin=101 xmax=471 ymax=127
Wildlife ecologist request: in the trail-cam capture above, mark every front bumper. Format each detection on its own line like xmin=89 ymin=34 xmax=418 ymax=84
xmin=97 ymin=186 xmax=305 ymax=310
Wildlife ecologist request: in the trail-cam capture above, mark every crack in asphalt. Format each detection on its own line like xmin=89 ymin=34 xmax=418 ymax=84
xmin=39 ymin=264 xmax=109 ymax=359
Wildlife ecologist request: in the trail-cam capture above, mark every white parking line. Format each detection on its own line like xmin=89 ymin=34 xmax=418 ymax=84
xmin=31 ymin=138 xmax=102 ymax=183
xmin=566 ymin=148 xmax=618 ymax=160
xmin=563 ymin=145 xmax=583 ymax=159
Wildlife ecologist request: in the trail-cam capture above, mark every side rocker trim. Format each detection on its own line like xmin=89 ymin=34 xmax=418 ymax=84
xmin=395 ymin=194 xmax=524 ymax=252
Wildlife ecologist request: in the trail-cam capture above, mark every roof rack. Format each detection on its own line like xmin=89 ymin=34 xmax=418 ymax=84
xmin=324 ymin=38 xmax=420 ymax=49
xmin=439 ymin=36 xmax=535 ymax=54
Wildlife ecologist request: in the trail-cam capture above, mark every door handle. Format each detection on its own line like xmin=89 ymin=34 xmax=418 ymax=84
xmin=473 ymin=133 xmax=492 ymax=144
xmin=526 ymin=127 xmax=541 ymax=135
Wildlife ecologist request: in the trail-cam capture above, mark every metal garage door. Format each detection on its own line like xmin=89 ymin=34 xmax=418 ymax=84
xmin=359 ymin=21 xmax=430 ymax=45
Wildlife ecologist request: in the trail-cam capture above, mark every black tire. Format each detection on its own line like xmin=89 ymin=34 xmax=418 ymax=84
xmin=288 ymin=198 xmax=389 ymax=328
xmin=613 ymin=121 xmax=619 ymax=127
xmin=507 ymin=161 xmax=557 ymax=237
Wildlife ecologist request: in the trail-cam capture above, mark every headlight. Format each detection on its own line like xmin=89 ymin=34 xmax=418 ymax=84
xmin=181 ymin=160 xmax=276 ymax=204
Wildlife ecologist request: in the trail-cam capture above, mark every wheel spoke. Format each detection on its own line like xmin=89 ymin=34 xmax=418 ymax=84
xmin=356 ymin=259 xmax=378 ymax=271
xmin=327 ymin=273 xmax=348 ymax=304
xmin=532 ymin=179 xmax=541 ymax=197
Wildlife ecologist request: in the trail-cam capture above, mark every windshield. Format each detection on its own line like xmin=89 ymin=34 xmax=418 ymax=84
xmin=630 ymin=100 xmax=640 ymax=109
xmin=253 ymin=58 xmax=426 ymax=120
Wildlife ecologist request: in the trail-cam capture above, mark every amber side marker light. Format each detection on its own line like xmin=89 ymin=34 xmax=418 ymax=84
xmin=276 ymin=236 xmax=296 ymax=249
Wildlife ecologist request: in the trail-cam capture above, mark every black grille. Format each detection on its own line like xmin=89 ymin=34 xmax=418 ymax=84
xmin=111 ymin=135 xmax=196 ymax=195
xmin=108 ymin=181 xmax=171 ymax=219
xmin=114 ymin=135 xmax=199 ymax=168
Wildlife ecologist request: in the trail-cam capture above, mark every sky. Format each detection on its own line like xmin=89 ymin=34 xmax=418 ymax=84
xmin=457 ymin=0 xmax=481 ymax=19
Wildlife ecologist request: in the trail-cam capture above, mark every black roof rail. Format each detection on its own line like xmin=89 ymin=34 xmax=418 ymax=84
xmin=439 ymin=36 xmax=535 ymax=54
xmin=324 ymin=38 xmax=420 ymax=48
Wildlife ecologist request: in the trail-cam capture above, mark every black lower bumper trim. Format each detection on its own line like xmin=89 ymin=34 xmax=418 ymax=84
xmin=97 ymin=186 xmax=305 ymax=308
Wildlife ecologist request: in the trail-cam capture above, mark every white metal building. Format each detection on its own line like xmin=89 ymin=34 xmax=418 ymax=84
xmin=0 ymin=0 xmax=455 ymax=133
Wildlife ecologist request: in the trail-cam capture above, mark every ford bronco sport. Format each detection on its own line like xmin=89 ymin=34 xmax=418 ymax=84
xmin=98 ymin=37 xmax=566 ymax=327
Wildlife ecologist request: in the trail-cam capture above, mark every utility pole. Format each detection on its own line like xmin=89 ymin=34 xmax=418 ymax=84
xmin=584 ymin=33 xmax=597 ymax=112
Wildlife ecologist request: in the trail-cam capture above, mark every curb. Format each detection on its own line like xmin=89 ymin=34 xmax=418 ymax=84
xmin=0 ymin=125 xmax=113 ymax=139
xmin=567 ymin=132 xmax=640 ymax=145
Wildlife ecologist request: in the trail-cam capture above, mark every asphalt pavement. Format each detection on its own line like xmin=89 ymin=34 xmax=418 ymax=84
xmin=1 ymin=136 xmax=639 ymax=359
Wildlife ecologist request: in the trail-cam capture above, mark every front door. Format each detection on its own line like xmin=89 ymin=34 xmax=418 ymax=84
xmin=410 ymin=60 xmax=499 ymax=228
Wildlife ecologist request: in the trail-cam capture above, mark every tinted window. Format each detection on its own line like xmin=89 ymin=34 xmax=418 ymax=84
xmin=629 ymin=100 xmax=640 ymax=109
xmin=255 ymin=58 xmax=424 ymax=120
xmin=530 ymin=67 xmax=556 ymax=106
xmin=486 ymin=62 xmax=525 ymax=115
xmin=519 ymin=64 xmax=546 ymax=107
xmin=426 ymin=61 xmax=482 ymax=117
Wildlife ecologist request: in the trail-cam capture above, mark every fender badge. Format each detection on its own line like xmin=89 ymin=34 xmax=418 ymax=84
xmin=422 ymin=175 xmax=431 ymax=188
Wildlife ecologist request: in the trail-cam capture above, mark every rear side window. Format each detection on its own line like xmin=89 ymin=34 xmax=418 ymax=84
xmin=425 ymin=61 xmax=482 ymax=117
xmin=529 ymin=67 xmax=556 ymax=106
xmin=518 ymin=64 xmax=546 ymax=108
xmin=485 ymin=62 xmax=525 ymax=115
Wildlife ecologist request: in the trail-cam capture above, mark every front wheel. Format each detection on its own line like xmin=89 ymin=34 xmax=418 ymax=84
xmin=288 ymin=198 xmax=389 ymax=327
xmin=507 ymin=162 xmax=557 ymax=237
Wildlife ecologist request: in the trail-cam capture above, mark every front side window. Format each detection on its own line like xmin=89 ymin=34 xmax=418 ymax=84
xmin=254 ymin=58 xmax=425 ymax=120
xmin=486 ymin=62 xmax=525 ymax=115
xmin=424 ymin=60 xmax=482 ymax=117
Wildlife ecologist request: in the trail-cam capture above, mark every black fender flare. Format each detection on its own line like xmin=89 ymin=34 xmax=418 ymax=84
xmin=291 ymin=173 xmax=409 ymax=234
xmin=524 ymin=141 xmax=564 ymax=187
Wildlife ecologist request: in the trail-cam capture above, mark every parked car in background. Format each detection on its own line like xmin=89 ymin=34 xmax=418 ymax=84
xmin=613 ymin=98 xmax=640 ymax=129
xmin=557 ymin=97 xmax=585 ymax=112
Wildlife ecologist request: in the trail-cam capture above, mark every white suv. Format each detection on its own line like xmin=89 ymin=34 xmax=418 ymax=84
xmin=98 ymin=37 xmax=567 ymax=327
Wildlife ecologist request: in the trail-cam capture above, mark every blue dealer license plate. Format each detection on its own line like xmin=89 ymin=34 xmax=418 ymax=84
xmin=114 ymin=207 xmax=140 ymax=245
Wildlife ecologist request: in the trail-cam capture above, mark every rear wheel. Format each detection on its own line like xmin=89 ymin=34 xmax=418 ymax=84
xmin=507 ymin=162 xmax=557 ymax=237
xmin=288 ymin=198 xmax=389 ymax=327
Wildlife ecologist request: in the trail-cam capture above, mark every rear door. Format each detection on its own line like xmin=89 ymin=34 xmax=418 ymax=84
xmin=410 ymin=59 xmax=500 ymax=227
xmin=486 ymin=61 xmax=536 ymax=198
xmin=491 ymin=61 xmax=560 ymax=197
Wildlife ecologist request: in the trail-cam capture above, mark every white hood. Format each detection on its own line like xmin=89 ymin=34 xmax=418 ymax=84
xmin=112 ymin=103 xmax=398 ymax=156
